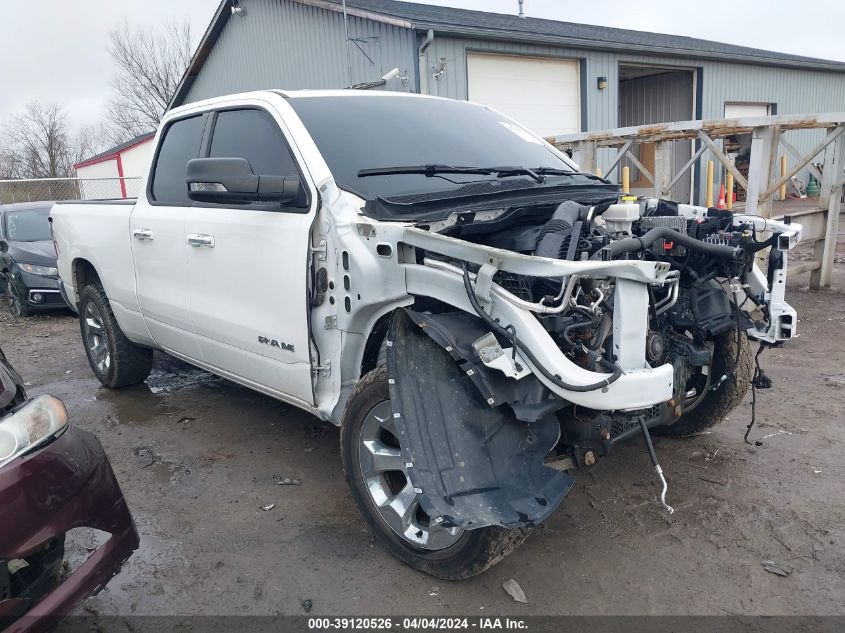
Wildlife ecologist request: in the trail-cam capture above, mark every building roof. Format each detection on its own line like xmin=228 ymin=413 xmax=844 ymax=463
xmin=339 ymin=0 xmax=845 ymax=69
xmin=73 ymin=132 xmax=155 ymax=170
xmin=170 ymin=0 xmax=845 ymax=109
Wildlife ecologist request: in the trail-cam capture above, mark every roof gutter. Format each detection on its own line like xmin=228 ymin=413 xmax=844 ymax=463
xmin=73 ymin=134 xmax=155 ymax=170
xmin=405 ymin=22 xmax=845 ymax=73
xmin=293 ymin=0 xmax=412 ymax=28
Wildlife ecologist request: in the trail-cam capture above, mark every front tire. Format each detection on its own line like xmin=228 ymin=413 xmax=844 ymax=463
xmin=341 ymin=366 xmax=529 ymax=580
xmin=78 ymin=283 xmax=153 ymax=388
xmin=655 ymin=331 xmax=753 ymax=437
xmin=6 ymin=279 xmax=31 ymax=317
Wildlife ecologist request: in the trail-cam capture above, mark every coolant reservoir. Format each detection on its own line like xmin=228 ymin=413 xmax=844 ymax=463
xmin=602 ymin=202 xmax=640 ymax=235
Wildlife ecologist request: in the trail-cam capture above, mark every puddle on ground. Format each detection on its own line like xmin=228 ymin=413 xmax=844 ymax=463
xmin=72 ymin=510 xmax=191 ymax=615
xmin=91 ymin=353 xmax=230 ymax=426
xmin=144 ymin=360 xmax=226 ymax=395
xmin=130 ymin=444 xmax=203 ymax=494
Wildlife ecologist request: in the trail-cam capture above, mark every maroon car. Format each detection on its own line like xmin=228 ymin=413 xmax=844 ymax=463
xmin=0 ymin=347 xmax=138 ymax=632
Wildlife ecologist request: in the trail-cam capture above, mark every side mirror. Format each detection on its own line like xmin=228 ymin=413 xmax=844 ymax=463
xmin=0 ymin=240 xmax=7 ymax=253
xmin=186 ymin=157 xmax=302 ymax=205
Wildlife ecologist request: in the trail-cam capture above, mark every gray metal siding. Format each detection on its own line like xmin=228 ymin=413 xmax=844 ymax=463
xmin=184 ymin=0 xmax=417 ymax=103
xmin=619 ymin=71 xmax=694 ymax=200
xmin=421 ymin=35 xmax=619 ymax=133
xmin=422 ymin=37 xmax=845 ymax=200
xmin=185 ymin=4 xmax=845 ymax=203
xmin=424 ymin=36 xmax=845 ymax=132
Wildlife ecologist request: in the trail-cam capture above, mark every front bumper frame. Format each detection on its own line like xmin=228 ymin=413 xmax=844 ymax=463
xmin=3 ymin=268 xmax=66 ymax=312
xmin=0 ymin=426 xmax=139 ymax=633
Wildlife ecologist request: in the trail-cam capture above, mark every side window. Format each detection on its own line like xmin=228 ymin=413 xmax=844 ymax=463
xmin=150 ymin=114 xmax=205 ymax=205
xmin=209 ymin=109 xmax=300 ymax=180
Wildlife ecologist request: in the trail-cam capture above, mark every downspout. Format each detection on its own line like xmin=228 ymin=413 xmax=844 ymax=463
xmin=417 ymin=29 xmax=434 ymax=95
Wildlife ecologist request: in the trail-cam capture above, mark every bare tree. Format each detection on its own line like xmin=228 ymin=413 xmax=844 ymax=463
xmin=107 ymin=19 xmax=193 ymax=142
xmin=4 ymin=102 xmax=73 ymax=178
xmin=0 ymin=145 xmax=25 ymax=180
xmin=1 ymin=102 xmax=111 ymax=179
xmin=74 ymin=123 xmax=114 ymax=165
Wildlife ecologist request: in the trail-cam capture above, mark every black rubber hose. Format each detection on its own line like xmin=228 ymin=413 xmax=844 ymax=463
xmin=461 ymin=264 xmax=624 ymax=393
xmin=638 ymin=417 xmax=659 ymax=466
xmin=592 ymin=227 xmax=744 ymax=261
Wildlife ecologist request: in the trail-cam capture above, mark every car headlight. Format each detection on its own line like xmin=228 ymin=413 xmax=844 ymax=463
xmin=19 ymin=263 xmax=58 ymax=277
xmin=0 ymin=395 xmax=68 ymax=468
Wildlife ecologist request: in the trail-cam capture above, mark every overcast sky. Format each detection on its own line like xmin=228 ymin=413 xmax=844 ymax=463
xmin=2 ymin=0 xmax=844 ymax=135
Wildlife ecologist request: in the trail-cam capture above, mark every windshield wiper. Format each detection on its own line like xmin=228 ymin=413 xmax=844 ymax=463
xmin=358 ymin=164 xmax=546 ymax=184
xmin=533 ymin=167 xmax=607 ymax=182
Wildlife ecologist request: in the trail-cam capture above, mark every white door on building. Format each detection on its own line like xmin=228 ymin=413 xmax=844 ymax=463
xmin=467 ymin=53 xmax=580 ymax=137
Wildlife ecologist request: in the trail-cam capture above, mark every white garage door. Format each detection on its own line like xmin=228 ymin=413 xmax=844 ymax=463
xmin=467 ymin=53 xmax=580 ymax=137
xmin=724 ymin=103 xmax=771 ymax=118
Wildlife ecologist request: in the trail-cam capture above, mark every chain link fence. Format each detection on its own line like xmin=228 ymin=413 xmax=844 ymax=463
xmin=0 ymin=177 xmax=143 ymax=204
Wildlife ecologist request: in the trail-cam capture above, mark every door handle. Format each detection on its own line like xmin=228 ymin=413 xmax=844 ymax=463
xmin=132 ymin=228 xmax=154 ymax=241
xmin=186 ymin=233 xmax=215 ymax=248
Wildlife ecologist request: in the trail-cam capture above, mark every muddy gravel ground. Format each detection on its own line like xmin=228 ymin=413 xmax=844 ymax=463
xmin=1 ymin=260 xmax=844 ymax=618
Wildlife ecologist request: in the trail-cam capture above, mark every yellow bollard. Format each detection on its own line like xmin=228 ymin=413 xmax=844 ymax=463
xmin=705 ymin=160 xmax=714 ymax=208
xmin=594 ymin=166 xmax=602 ymax=178
xmin=726 ymin=172 xmax=734 ymax=210
xmin=622 ymin=165 xmax=630 ymax=194
xmin=780 ymin=155 xmax=787 ymax=201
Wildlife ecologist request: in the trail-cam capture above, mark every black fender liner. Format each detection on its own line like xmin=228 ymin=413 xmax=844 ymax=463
xmin=385 ymin=309 xmax=574 ymax=530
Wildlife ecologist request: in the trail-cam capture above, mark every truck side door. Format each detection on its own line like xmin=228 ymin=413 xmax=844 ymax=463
xmin=130 ymin=113 xmax=206 ymax=361
xmin=183 ymin=105 xmax=316 ymax=407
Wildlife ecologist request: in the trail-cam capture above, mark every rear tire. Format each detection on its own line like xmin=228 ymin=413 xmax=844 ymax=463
xmin=655 ymin=331 xmax=753 ymax=437
xmin=341 ymin=366 xmax=529 ymax=580
xmin=78 ymin=283 xmax=153 ymax=388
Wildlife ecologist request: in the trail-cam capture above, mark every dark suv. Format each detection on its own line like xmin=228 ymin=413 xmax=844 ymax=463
xmin=0 ymin=203 xmax=66 ymax=316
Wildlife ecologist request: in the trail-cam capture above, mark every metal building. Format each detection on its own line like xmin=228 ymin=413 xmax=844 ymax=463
xmin=171 ymin=0 xmax=845 ymax=203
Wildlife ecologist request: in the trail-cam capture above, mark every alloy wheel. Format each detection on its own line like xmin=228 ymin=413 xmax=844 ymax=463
xmin=357 ymin=400 xmax=463 ymax=551
xmin=82 ymin=301 xmax=111 ymax=374
xmin=6 ymin=282 xmax=22 ymax=317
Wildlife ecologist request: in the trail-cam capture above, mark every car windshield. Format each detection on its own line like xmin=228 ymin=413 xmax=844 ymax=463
xmin=4 ymin=208 xmax=52 ymax=242
xmin=287 ymin=94 xmax=577 ymax=201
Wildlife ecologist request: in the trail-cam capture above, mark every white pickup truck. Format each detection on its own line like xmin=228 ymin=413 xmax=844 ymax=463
xmin=51 ymin=90 xmax=800 ymax=579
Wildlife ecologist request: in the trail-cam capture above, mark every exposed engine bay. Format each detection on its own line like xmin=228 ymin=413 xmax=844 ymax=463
xmin=386 ymin=195 xmax=800 ymax=530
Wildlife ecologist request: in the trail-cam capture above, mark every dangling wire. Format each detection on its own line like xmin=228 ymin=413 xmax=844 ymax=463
xmin=744 ymin=342 xmax=772 ymax=445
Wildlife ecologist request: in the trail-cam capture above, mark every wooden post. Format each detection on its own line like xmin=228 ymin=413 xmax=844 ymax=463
xmin=810 ymin=126 xmax=845 ymax=289
xmin=705 ymin=160 xmax=714 ymax=207
xmin=622 ymin=166 xmax=630 ymax=194
xmin=577 ymin=141 xmax=596 ymax=174
xmin=653 ymin=140 xmax=673 ymax=199
xmin=745 ymin=125 xmax=777 ymax=218
xmin=779 ymin=155 xmax=787 ymax=201
xmin=726 ymin=172 xmax=734 ymax=210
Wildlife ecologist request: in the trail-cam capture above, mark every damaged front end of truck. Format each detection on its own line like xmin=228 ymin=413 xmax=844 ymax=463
xmin=292 ymin=92 xmax=801 ymax=576
xmin=374 ymin=197 xmax=800 ymax=532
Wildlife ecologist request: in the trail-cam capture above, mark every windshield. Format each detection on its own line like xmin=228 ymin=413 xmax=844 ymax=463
xmin=4 ymin=208 xmax=52 ymax=242
xmin=287 ymin=94 xmax=577 ymax=201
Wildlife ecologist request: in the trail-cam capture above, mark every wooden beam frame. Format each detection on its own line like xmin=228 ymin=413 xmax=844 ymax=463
xmin=549 ymin=113 xmax=845 ymax=289
xmin=778 ymin=134 xmax=824 ymax=185
xmin=761 ymin=126 xmax=844 ymax=201
xmin=696 ymin=131 xmax=749 ymax=190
